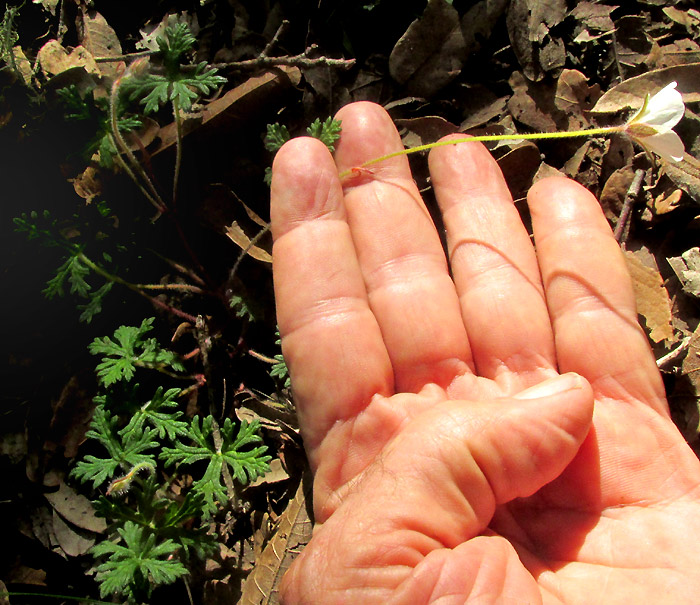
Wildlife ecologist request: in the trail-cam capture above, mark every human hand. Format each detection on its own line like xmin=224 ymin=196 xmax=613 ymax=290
xmin=270 ymin=102 xmax=700 ymax=604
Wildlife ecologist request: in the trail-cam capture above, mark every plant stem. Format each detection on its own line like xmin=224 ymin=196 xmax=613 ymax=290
xmin=172 ymin=96 xmax=183 ymax=206
xmin=109 ymin=76 xmax=167 ymax=212
xmin=78 ymin=253 xmax=199 ymax=323
xmin=338 ymin=126 xmax=624 ymax=179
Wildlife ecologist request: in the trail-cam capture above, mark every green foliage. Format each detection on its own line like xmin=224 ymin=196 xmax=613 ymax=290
xmin=264 ymin=122 xmax=291 ymax=152
xmin=57 ymin=84 xmax=142 ymax=167
xmin=13 ymin=210 xmax=75 ymax=250
xmin=0 ymin=5 xmax=20 ymax=73
xmin=162 ymin=416 xmax=271 ymax=516
xmin=306 ymin=117 xmax=343 ymax=152
xmin=270 ymin=331 xmax=291 ymax=388
xmin=120 ymin=386 xmax=188 ymax=441
xmin=89 ymin=317 xmax=185 ymax=386
xmin=122 ymin=23 xmax=226 ymax=114
xmin=264 ymin=117 xmax=342 ymax=184
xmin=71 ymin=405 xmax=159 ymax=489
xmin=91 ymin=521 xmax=189 ymax=601
xmin=72 ymin=321 xmax=272 ymax=600
xmin=14 ymin=212 xmax=115 ymax=322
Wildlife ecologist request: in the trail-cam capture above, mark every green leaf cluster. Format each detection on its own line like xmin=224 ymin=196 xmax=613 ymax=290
xmin=14 ymin=212 xmax=115 ymax=322
xmin=306 ymin=117 xmax=343 ymax=152
xmin=121 ymin=23 xmax=226 ymax=114
xmin=57 ymin=84 xmax=142 ymax=168
xmin=264 ymin=117 xmax=342 ymax=184
xmin=89 ymin=317 xmax=185 ymax=386
xmin=91 ymin=521 xmax=188 ymax=601
xmin=162 ymin=416 xmax=271 ymax=516
xmin=270 ymin=330 xmax=291 ymax=388
xmin=73 ymin=319 xmax=272 ymax=601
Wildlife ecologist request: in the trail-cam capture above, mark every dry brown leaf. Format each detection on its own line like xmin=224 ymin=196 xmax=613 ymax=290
xmin=458 ymin=85 xmax=508 ymax=131
xmin=625 ymin=248 xmax=675 ymax=343
xmin=70 ymin=166 xmax=102 ymax=203
xmin=554 ymin=69 xmax=602 ymax=115
xmin=395 ymin=116 xmax=459 ymax=147
xmin=52 ymin=509 xmax=95 ymax=557
xmin=590 ymin=63 xmax=700 ymax=114
xmin=460 ymin=0 xmax=509 ymax=57
xmin=506 ymin=0 xmax=567 ymax=81
xmin=654 ymin=187 xmax=683 ymax=214
xmin=239 ymin=474 xmax=312 ymax=605
xmin=600 ymin=165 xmax=636 ymax=222
xmin=663 ymin=155 xmax=700 ymax=205
xmin=507 ymin=72 xmax=558 ymax=132
xmin=155 ymin=67 xmax=301 ymax=154
xmin=496 ymin=143 xmax=541 ymax=201
xmin=37 ymin=40 xmax=99 ymax=78
xmin=388 ymin=0 xmax=466 ymax=97
xmin=79 ymin=11 xmax=123 ymax=80
xmin=225 ymin=222 xmax=272 ymax=263
xmin=44 ymin=480 xmax=107 ymax=534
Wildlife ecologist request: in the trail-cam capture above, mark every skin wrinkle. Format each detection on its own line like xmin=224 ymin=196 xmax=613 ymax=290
xmin=362 ymin=250 xmax=450 ymax=291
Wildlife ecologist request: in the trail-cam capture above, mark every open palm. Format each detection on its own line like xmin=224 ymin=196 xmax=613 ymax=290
xmin=270 ymin=102 xmax=700 ymax=604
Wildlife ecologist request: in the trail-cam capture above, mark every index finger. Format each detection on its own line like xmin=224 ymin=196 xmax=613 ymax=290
xmin=271 ymin=137 xmax=394 ymax=468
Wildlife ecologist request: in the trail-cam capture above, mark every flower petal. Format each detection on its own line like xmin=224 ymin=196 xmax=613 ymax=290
xmin=632 ymin=81 xmax=685 ymax=132
xmin=641 ymin=130 xmax=685 ymax=162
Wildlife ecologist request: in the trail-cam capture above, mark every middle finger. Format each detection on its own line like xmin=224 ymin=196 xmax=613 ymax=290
xmin=334 ymin=103 xmax=473 ymax=393
xmin=429 ymin=138 xmax=557 ymax=391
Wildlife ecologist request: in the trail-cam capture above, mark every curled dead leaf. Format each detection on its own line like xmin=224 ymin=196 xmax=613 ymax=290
xmin=225 ymin=222 xmax=272 ymax=263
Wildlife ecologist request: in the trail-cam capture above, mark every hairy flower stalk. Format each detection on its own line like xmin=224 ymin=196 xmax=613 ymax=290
xmin=339 ymin=81 xmax=686 ymax=179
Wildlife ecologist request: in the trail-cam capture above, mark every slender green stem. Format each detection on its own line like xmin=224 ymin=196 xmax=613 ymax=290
xmin=338 ymin=126 xmax=625 ymax=179
xmin=0 ymin=592 xmax=115 ymax=605
xmin=78 ymin=253 xmax=202 ymax=294
xmin=78 ymin=253 xmax=199 ymax=323
xmin=109 ymin=77 xmax=167 ymax=212
xmin=172 ymin=96 xmax=183 ymax=206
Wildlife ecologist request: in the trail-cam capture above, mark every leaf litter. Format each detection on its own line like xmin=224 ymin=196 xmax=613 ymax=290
xmin=2 ymin=1 xmax=700 ymax=603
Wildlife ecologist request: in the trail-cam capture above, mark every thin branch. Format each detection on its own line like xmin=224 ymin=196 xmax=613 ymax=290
xmin=614 ymin=169 xmax=646 ymax=245
xmin=94 ymin=50 xmax=156 ymax=62
xmin=261 ymin=20 xmax=290 ymax=57
xmin=212 ymin=44 xmax=355 ymax=71
xmin=657 ymin=336 xmax=692 ymax=370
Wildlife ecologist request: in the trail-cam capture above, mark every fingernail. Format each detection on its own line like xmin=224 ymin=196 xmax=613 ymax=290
xmin=513 ymin=373 xmax=583 ymax=400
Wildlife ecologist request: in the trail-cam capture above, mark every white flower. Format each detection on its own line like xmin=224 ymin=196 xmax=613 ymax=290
xmin=625 ymin=81 xmax=686 ymax=162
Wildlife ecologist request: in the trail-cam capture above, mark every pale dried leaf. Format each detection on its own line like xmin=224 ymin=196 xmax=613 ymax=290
xmin=554 ymin=69 xmax=602 ymax=114
xmin=225 ymin=222 xmax=272 ymax=263
xmin=625 ymin=249 xmax=675 ymax=343
xmin=389 ymin=0 xmax=466 ymax=97
xmin=668 ymin=247 xmax=700 ymax=298
xmin=239 ymin=475 xmax=312 ymax=605
xmin=37 ymin=40 xmax=99 ymax=78
xmin=590 ymin=63 xmax=700 ymax=114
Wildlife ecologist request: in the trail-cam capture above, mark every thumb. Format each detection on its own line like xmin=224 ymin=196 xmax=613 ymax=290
xmin=467 ymin=372 xmax=595 ymax=506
